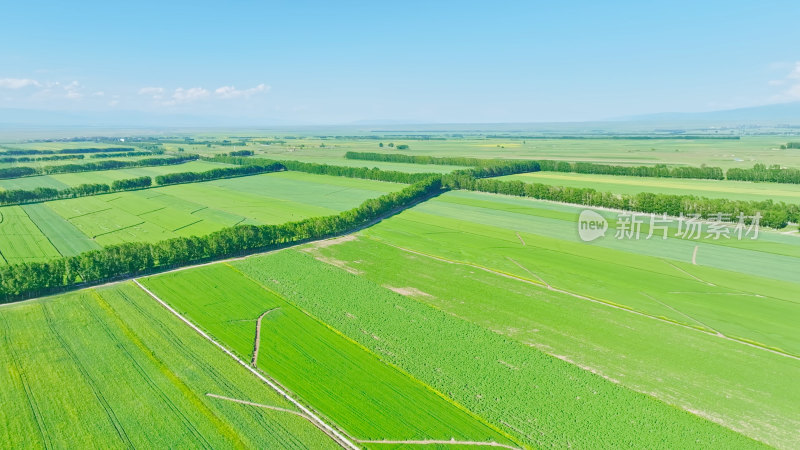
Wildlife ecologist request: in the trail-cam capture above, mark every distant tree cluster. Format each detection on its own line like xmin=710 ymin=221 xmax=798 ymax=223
xmin=228 ymin=150 xmax=254 ymax=157
xmin=111 ymin=176 xmax=152 ymax=191
xmin=0 ymin=177 xmax=443 ymax=302
xmin=779 ymin=142 xmax=800 ymax=149
xmin=726 ymin=164 xmax=800 ymax=184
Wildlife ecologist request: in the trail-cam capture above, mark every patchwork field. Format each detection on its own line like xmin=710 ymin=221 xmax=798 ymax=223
xmin=295 ymin=191 xmax=800 ymax=448
xmin=227 ymin=250 xmax=763 ymax=448
xmin=500 ymin=171 xmax=800 ymax=204
xmin=0 ymin=171 xmax=400 ymax=264
xmin=0 ymin=283 xmax=336 ymax=448
xmin=1 ymin=135 xmax=797 ymax=449
xmin=248 ymin=136 xmax=800 ymax=168
xmin=140 ymin=264 xmax=515 ymax=446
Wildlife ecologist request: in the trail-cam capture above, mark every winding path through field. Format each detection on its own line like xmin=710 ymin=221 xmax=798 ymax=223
xmin=251 ymin=307 xmax=279 ymax=367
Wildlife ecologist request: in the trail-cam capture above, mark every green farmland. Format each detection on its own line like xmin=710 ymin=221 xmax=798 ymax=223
xmin=299 ymin=191 xmax=800 ymax=448
xmin=0 ymin=283 xmax=336 ymax=448
xmin=140 ymin=264 xmax=515 ymax=446
xmin=0 ymin=171 xmax=400 ymax=264
xmin=1 ymin=134 xmax=797 ymax=449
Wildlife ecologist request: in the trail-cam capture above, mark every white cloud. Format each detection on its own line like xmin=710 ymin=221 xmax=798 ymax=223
xmin=163 ymin=87 xmax=210 ymax=105
xmin=788 ymin=61 xmax=800 ymax=80
xmin=214 ymin=83 xmax=269 ymax=99
xmin=770 ymin=62 xmax=800 ymax=101
xmin=0 ymin=78 xmax=41 ymax=89
xmin=92 ymin=91 xmax=105 ymax=97
xmin=138 ymin=86 xmax=165 ymax=99
xmin=173 ymin=87 xmax=210 ymax=101
xmin=64 ymin=81 xmax=81 ymax=99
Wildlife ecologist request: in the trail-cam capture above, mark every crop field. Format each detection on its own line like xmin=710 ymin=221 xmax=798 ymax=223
xmin=140 ymin=264 xmax=514 ymax=446
xmin=0 ymin=171 xmax=400 ymax=264
xmin=229 ymin=250 xmax=763 ymax=448
xmin=499 ymin=171 xmax=800 ymax=203
xmin=1 ymin=135 xmax=798 ymax=449
xmin=0 ymin=160 xmax=230 ymax=191
xmin=247 ymin=136 xmax=800 ymax=168
xmin=296 ymin=191 xmax=800 ymax=448
xmin=0 ymin=283 xmax=336 ymax=448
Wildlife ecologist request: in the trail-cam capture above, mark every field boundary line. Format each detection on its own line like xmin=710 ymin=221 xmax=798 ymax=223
xmin=355 ymin=439 xmax=520 ymax=449
xmin=664 ymin=261 xmax=715 ymax=286
xmin=131 ymin=279 xmax=358 ymax=450
xmin=205 ymin=393 xmax=308 ymax=418
xmin=379 ymin=240 xmax=800 ymax=362
xmin=639 ymin=292 xmax=723 ymax=337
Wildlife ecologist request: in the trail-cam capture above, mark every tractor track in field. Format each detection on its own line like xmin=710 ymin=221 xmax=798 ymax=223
xmin=0 ymin=315 xmax=52 ymax=449
xmin=84 ymin=292 xmax=216 ymax=448
xmin=380 ymin=240 xmax=800 ymax=362
xmin=40 ymin=303 xmax=135 ymax=449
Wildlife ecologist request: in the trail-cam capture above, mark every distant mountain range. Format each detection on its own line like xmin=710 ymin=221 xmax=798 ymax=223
xmin=621 ymin=101 xmax=800 ymax=123
xmin=1 ymin=101 xmax=798 ymax=129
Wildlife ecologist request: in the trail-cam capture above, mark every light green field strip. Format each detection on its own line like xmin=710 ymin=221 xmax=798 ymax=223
xmin=21 ymin=203 xmax=101 ymax=256
xmin=0 ymin=284 xmax=337 ymax=448
xmin=140 ymin=264 xmax=516 ymax=446
xmin=359 ymin=199 xmax=800 ymax=356
xmin=420 ymin=191 xmax=800 ymax=282
xmin=0 ymin=175 xmax=69 ymax=191
xmin=500 ymin=171 xmax=800 ymax=203
xmin=0 ymin=205 xmax=61 ymax=264
xmin=0 ymin=160 xmax=230 ymax=191
xmin=234 ymin=250 xmax=764 ymax=449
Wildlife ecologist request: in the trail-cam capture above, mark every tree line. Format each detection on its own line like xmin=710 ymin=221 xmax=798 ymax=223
xmin=345 ymin=152 xmax=725 ymax=180
xmin=228 ymin=150 xmax=254 ymax=157
xmin=0 ymin=177 xmax=443 ymax=302
xmin=726 ymin=164 xmax=800 ymax=184
xmin=0 ymin=155 xmax=199 ymax=180
xmin=0 ymin=182 xmax=131 ymax=206
xmin=442 ymin=173 xmax=797 ymax=229
xmin=1 ymin=147 xmax=134 ymax=155
xmin=207 ymin=155 xmax=439 ymax=184
xmin=0 ymin=154 xmax=85 ymax=163
xmin=155 ymin=162 xmax=284 ymax=185
xmin=91 ymin=150 xmax=164 ymax=158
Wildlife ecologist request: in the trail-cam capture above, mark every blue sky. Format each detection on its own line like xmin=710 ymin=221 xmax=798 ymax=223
xmin=1 ymin=0 xmax=799 ymax=124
